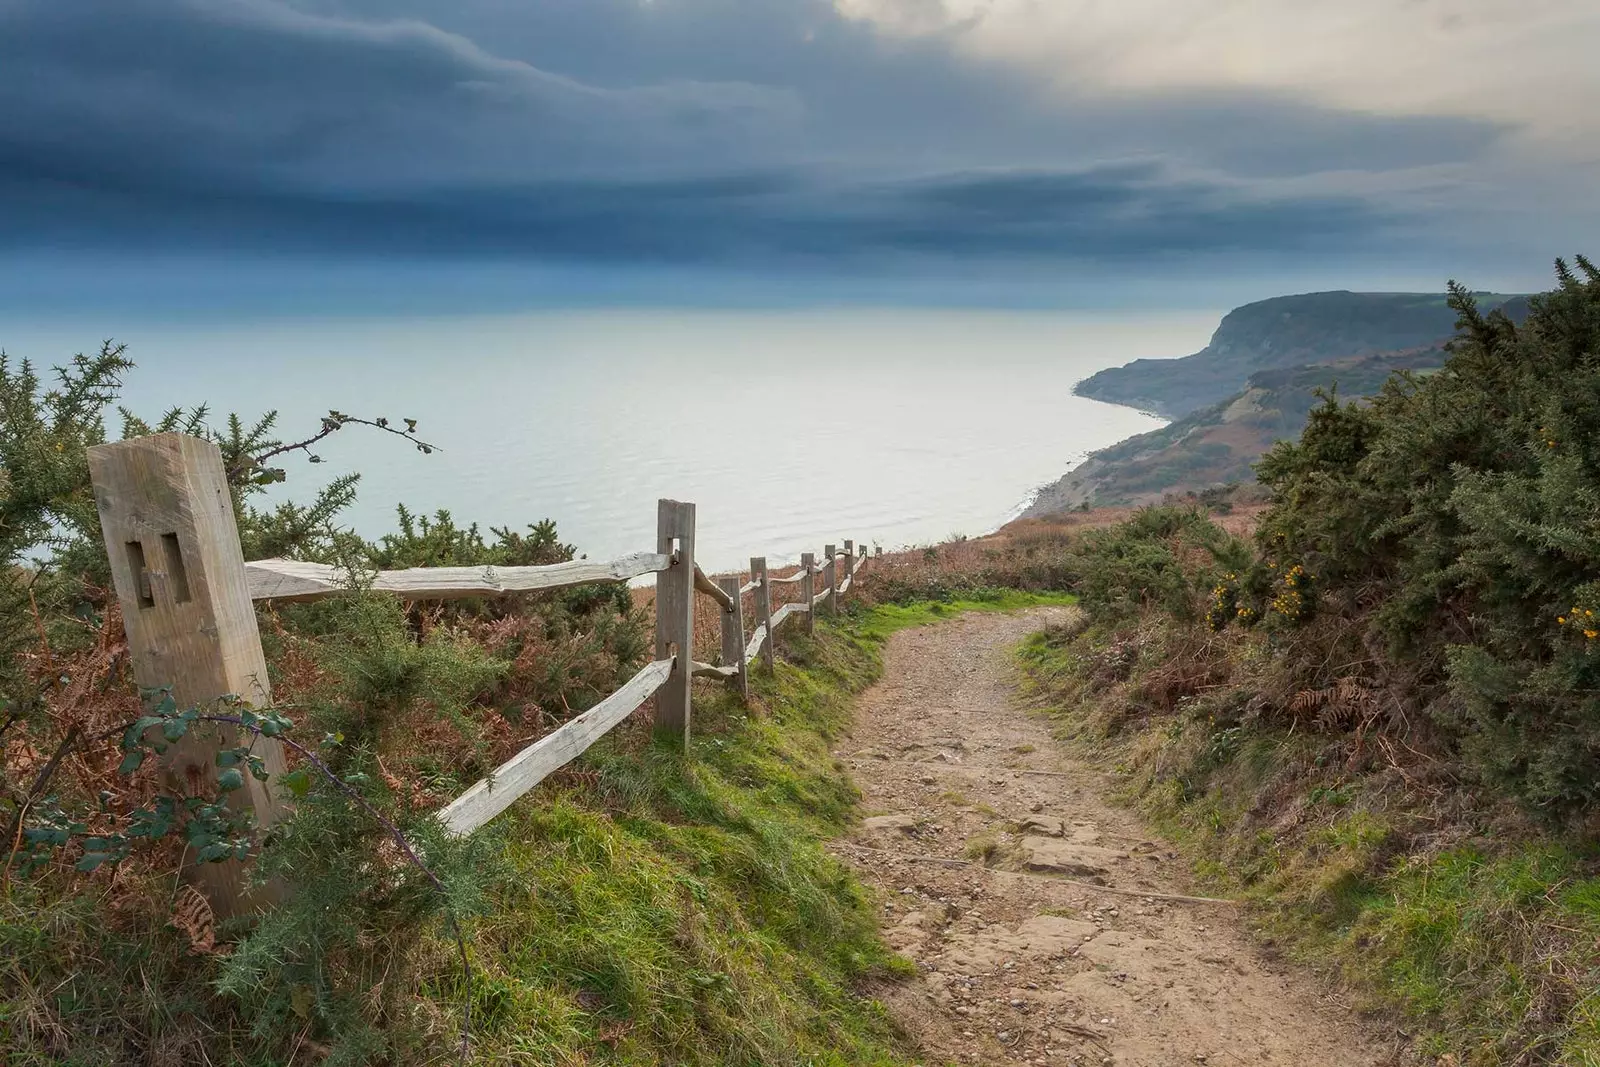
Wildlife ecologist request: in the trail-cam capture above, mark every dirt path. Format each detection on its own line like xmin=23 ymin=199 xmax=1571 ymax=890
xmin=832 ymin=607 xmax=1395 ymax=1067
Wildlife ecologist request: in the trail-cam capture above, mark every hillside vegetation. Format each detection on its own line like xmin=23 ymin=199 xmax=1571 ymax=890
xmin=0 ymin=351 xmax=920 ymax=1065
xmin=1075 ymin=290 xmax=1526 ymax=418
xmin=1027 ymin=346 xmax=1447 ymax=512
xmin=1016 ymin=257 xmax=1600 ymax=1063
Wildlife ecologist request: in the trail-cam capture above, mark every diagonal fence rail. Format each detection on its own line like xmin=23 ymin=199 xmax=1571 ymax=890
xmin=87 ymin=432 xmax=881 ymax=911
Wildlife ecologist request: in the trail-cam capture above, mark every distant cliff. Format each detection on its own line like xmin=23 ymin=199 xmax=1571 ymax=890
xmin=1026 ymin=347 xmax=1450 ymax=515
xmin=1074 ymin=290 xmax=1526 ymax=419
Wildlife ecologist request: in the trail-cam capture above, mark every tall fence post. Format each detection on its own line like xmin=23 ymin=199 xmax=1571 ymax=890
xmin=750 ymin=557 xmax=774 ymax=670
xmin=875 ymin=545 xmax=882 ymax=560
xmin=801 ymin=551 xmax=816 ymax=635
xmin=823 ymin=544 xmax=838 ymax=617
xmin=717 ymin=575 xmax=748 ymax=703
xmin=843 ymin=539 xmax=855 ymax=604
xmin=86 ymin=432 xmax=287 ymax=918
xmin=654 ymin=500 xmax=696 ymax=746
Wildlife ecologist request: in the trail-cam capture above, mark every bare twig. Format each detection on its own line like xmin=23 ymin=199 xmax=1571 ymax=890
xmin=229 ymin=412 xmax=440 ymax=483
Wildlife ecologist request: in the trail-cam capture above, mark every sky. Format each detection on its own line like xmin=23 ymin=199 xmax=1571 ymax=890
xmin=2 ymin=0 xmax=1596 ymax=312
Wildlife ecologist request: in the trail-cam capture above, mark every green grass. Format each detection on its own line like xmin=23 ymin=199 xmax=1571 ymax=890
xmin=852 ymin=590 xmax=1076 ymax=643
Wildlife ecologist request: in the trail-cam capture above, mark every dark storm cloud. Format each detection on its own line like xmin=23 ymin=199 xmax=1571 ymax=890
xmin=0 ymin=0 xmax=1502 ymax=265
xmin=0 ymin=161 xmax=1391 ymax=262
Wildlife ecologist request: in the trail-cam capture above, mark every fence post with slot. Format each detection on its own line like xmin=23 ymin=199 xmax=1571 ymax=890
xmin=86 ymin=432 xmax=287 ymax=918
xmin=750 ymin=556 xmax=774 ymax=670
xmin=801 ymin=551 xmax=816 ymax=635
xmin=654 ymin=500 xmax=696 ymax=745
xmin=823 ymin=544 xmax=838 ymax=616
xmin=718 ymin=575 xmax=749 ymax=703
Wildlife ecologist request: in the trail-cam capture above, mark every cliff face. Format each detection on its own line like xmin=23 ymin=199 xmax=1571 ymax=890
xmin=1026 ymin=346 xmax=1450 ymax=516
xmin=1074 ymin=291 xmax=1525 ymax=419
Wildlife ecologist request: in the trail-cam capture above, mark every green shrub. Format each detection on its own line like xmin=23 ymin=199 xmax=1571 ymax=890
xmin=1250 ymin=257 xmax=1600 ymax=819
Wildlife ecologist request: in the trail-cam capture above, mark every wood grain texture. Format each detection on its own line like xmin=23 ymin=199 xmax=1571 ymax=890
xmin=743 ymin=623 xmax=768 ymax=666
xmin=769 ymin=602 xmax=806 ymax=629
xmin=438 ymin=658 xmax=673 ymax=836
xmin=823 ymin=544 xmax=838 ymax=617
xmin=691 ymin=661 xmax=740 ymax=680
xmin=245 ymin=551 xmax=669 ymax=602
xmin=768 ymin=571 xmax=808 ymax=584
xmin=750 ymin=556 xmax=774 ymax=670
xmin=694 ymin=564 xmax=735 ymax=613
xmin=801 ymin=551 xmax=816 ymax=635
xmin=87 ymin=433 xmax=287 ymax=917
xmin=717 ymin=574 xmax=749 ymax=702
xmin=654 ymin=501 xmax=695 ymax=745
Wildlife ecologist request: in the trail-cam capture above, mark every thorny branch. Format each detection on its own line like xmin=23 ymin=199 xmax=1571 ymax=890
xmin=229 ymin=411 xmax=440 ymax=485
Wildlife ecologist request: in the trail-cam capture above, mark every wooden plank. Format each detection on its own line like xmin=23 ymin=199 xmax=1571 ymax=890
xmin=694 ymin=564 xmax=736 ymax=614
xmin=739 ymin=578 xmax=760 ymax=595
xmin=718 ymin=574 xmax=748 ymax=702
xmin=751 ymin=556 xmax=774 ymax=670
xmin=769 ymin=601 xmax=806 ymax=629
xmin=801 ymin=551 xmax=816 ymax=634
xmin=87 ymin=432 xmax=287 ymax=918
xmin=743 ymin=623 xmax=768 ymax=665
xmin=439 ymin=658 xmax=673 ymax=836
xmin=692 ymin=661 xmax=740 ymax=680
xmin=769 ymin=571 xmax=808 ymax=584
xmin=654 ymin=501 xmax=695 ymax=746
xmin=245 ymin=551 xmax=669 ymax=602
xmin=837 ymin=573 xmax=852 ymax=595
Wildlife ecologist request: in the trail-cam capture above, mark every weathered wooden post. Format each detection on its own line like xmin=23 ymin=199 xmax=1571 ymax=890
xmin=750 ymin=557 xmax=774 ymax=669
xmin=823 ymin=544 xmax=838 ymax=617
xmin=875 ymin=545 xmax=882 ymax=560
xmin=717 ymin=575 xmax=749 ymax=703
xmin=654 ymin=500 xmax=696 ymax=745
xmin=86 ymin=432 xmax=286 ymax=918
xmin=800 ymin=551 xmax=816 ymax=635
xmin=843 ymin=539 xmax=856 ymax=603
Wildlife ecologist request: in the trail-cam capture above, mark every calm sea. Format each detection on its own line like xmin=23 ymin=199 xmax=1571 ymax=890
xmin=6 ymin=309 xmax=1213 ymax=572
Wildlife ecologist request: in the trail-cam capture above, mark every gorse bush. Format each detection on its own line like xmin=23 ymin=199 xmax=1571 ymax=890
xmin=1245 ymin=256 xmax=1600 ymax=819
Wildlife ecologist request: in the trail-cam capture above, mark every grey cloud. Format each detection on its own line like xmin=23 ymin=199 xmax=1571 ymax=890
xmin=0 ymin=159 xmax=1396 ymax=264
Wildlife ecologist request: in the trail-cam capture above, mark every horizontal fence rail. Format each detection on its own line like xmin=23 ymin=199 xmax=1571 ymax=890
xmin=438 ymin=658 xmax=675 ymax=836
xmin=246 ymin=552 xmax=670 ymax=602
xmin=86 ymin=431 xmax=879 ymax=914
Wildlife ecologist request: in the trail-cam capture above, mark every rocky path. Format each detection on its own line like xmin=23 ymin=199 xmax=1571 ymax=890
xmin=831 ymin=607 xmax=1394 ymax=1067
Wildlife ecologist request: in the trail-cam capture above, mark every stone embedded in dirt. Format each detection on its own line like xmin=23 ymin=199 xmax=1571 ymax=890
xmin=941 ymin=914 xmax=1100 ymax=971
xmin=1017 ymin=815 xmax=1066 ymax=837
xmin=862 ymin=814 xmax=918 ymax=834
xmin=1018 ymin=836 xmax=1129 ymax=877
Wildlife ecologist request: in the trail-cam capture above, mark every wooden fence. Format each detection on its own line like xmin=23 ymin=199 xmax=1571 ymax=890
xmin=87 ymin=432 xmax=880 ymax=914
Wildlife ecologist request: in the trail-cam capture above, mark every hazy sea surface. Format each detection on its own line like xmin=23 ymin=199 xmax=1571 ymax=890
xmin=5 ymin=309 xmax=1214 ymax=571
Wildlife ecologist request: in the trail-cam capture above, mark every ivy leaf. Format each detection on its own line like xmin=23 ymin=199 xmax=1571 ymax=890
xmin=118 ymin=749 xmax=146 ymax=776
xmin=196 ymin=841 xmax=233 ymax=863
xmin=218 ymin=768 xmax=245 ymax=792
